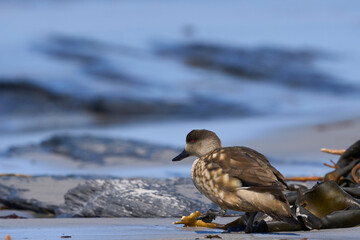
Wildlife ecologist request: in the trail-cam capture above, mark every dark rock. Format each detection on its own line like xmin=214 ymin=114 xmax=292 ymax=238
xmin=0 ymin=176 xmax=215 ymax=218
xmin=0 ymin=213 xmax=26 ymax=219
xmin=2 ymin=36 xmax=262 ymax=132
xmin=0 ymin=79 xmax=82 ymax=114
xmin=39 ymin=35 xmax=141 ymax=85
xmin=57 ymin=178 xmax=214 ymax=217
xmin=39 ymin=35 xmax=253 ymax=115
xmin=85 ymin=95 xmax=252 ymax=119
xmin=156 ymin=43 xmax=358 ymax=94
xmin=0 ymin=176 xmax=85 ymax=215
xmin=0 ymin=79 xmax=252 ymax=132
xmin=37 ymin=35 xmax=253 ymax=118
xmin=7 ymin=135 xmax=180 ymax=165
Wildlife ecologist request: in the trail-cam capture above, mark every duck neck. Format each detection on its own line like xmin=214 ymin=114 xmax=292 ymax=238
xmin=198 ymin=140 xmax=222 ymax=157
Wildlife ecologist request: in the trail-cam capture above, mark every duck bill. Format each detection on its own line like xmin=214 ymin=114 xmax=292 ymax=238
xmin=172 ymin=149 xmax=190 ymax=161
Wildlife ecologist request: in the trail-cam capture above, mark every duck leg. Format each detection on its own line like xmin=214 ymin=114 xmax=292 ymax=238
xmin=196 ymin=209 xmax=226 ymax=223
xmin=244 ymin=212 xmax=257 ymax=233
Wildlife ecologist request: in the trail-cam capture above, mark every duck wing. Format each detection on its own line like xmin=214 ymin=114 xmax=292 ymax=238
xmin=204 ymin=147 xmax=287 ymax=189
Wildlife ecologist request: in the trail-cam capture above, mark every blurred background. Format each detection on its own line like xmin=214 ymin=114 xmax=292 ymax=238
xmin=1 ymin=0 xmax=360 ymax=178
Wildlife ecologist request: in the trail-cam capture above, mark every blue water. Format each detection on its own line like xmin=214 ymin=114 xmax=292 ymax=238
xmin=0 ymin=0 xmax=360 ymax=178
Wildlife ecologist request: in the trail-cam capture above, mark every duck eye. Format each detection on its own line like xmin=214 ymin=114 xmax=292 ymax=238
xmin=190 ymin=139 xmax=195 ymax=143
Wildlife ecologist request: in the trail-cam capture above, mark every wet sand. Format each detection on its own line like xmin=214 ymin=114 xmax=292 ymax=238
xmin=1 ymin=218 xmax=360 ymax=240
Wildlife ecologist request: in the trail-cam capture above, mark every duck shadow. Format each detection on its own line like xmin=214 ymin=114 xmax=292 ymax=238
xmin=255 ymin=232 xmax=300 ymax=236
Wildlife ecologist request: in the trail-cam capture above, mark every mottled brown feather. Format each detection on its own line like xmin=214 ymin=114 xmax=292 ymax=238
xmin=203 ymin=147 xmax=287 ymax=189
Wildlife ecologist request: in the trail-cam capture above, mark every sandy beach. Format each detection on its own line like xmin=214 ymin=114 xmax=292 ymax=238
xmin=1 ymin=218 xmax=360 ymax=240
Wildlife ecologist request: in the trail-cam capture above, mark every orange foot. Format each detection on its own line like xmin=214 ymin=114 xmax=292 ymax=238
xmin=174 ymin=211 xmax=226 ymax=229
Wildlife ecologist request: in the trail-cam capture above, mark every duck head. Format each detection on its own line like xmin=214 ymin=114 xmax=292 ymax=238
xmin=172 ymin=129 xmax=222 ymax=161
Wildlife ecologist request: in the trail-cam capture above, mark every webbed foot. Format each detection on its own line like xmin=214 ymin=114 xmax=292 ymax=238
xmin=174 ymin=211 xmax=226 ymax=229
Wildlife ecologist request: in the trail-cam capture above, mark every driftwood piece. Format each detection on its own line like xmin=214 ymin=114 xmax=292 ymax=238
xmin=285 ymin=176 xmax=323 ymax=182
xmin=321 ymin=148 xmax=345 ymax=155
